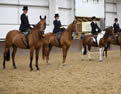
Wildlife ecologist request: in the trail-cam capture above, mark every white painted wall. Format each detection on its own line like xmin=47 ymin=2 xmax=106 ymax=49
xmin=105 ymin=0 xmax=117 ymax=27
xmin=75 ymin=0 xmax=104 ymax=18
xmin=58 ymin=0 xmax=74 ymax=25
xmin=0 ymin=25 xmax=19 ymax=39
xmin=0 ymin=0 xmax=74 ymax=40
xmin=19 ymin=0 xmax=48 ymax=6
xmin=117 ymin=3 xmax=121 ymax=27
xmin=0 ymin=0 xmax=49 ymax=39
xmin=0 ymin=5 xmax=19 ymax=24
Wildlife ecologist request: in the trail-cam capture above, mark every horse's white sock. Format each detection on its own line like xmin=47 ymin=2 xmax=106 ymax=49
xmin=82 ymin=47 xmax=84 ymax=54
xmin=99 ymin=48 xmax=104 ymax=61
xmin=88 ymin=50 xmax=91 ymax=60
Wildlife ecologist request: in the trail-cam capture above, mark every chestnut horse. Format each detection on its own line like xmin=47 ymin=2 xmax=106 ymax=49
xmin=42 ymin=20 xmax=78 ymax=65
xmin=104 ymin=32 xmax=121 ymax=57
xmin=3 ymin=16 xmax=46 ymax=71
xmin=82 ymin=26 xmax=114 ymax=62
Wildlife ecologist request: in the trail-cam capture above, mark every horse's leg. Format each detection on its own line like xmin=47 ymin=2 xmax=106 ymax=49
xmin=99 ymin=47 xmax=104 ymax=62
xmin=45 ymin=45 xmax=49 ymax=64
xmin=46 ymin=45 xmax=53 ymax=65
xmin=104 ymin=42 xmax=110 ymax=58
xmin=88 ymin=45 xmax=91 ymax=61
xmin=104 ymin=47 xmax=107 ymax=58
xmin=3 ymin=47 xmax=10 ymax=69
xmin=81 ymin=46 xmax=84 ymax=61
xmin=30 ymin=48 xmax=34 ymax=71
xmin=120 ymin=44 xmax=121 ymax=57
xmin=44 ymin=44 xmax=51 ymax=64
xmin=35 ymin=48 xmax=40 ymax=70
xmin=45 ymin=44 xmax=52 ymax=64
xmin=48 ymin=45 xmax=52 ymax=60
xmin=12 ymin=46 xmax=17 ymax=69
xmin=62 ymin=46 xmax=69 ymax=65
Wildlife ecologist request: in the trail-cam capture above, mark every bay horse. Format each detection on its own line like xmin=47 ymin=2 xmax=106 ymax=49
xmin=82 ymin=26 xmax=114 ymax=62
xmin=104 ymin=32 xmax=121 ymax=57
xmin=3 ymin=16 xmax=46 ymax=71
xmin=42 ymin=20 xmax=78 ymax=65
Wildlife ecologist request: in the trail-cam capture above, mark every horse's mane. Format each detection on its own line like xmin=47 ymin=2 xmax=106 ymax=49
xmin=103 ymin=26 xmax=113 ymax=38
xmin=104 ymin=26 xmax=113 ymax=32
xmin=34 ymin=22 xmax=40 ymax=29
xmin=66 ymin=22 xmax=73 ymax=32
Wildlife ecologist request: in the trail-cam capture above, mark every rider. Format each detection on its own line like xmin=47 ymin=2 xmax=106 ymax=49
xmin=19 ymin=6 xmax=31 ymax=32
xmin=19 ymin=6 xmax=31 ymax=48
xmin=113 ymin=18 xmax=121 ymax=34
xmin=53 ymin=13 xmax=65 ymax=34
xmin=90 ymin=16 xmax=101 ymax=35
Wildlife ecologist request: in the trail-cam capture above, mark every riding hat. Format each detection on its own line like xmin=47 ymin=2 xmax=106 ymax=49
xmin=115 ymin=18 xmax=118 ymax=21
xmin=55 ymin=13 xmax=59 ymax=18
xmin=91 ymin=16 xmax=96 ymax=20
xmin=23 ymin=6 xmax=28 ymax=11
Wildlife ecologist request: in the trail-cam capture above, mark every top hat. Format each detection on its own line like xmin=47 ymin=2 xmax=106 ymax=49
xmin=91 ymin=16 xmax=96 ymax=20
xmin=23 ymin=6 xmax=28 ymax=11
xmin=115 ymin=18 xmax=118 ymax=21
xmin=55 ymin=13 xmax=59 ymax=18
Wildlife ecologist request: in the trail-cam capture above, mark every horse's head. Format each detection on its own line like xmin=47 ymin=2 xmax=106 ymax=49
xmin=36 ymin=16 xmax=46 ymax=36
xmin=72 ymin=19 xmax=79 ymax=33
xmin=104 ymin=26 xmax=114 ymax=37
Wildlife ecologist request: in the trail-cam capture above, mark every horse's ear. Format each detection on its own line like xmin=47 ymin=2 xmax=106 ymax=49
xmin=40 ymin=16 xmax=42 ymax=19
xmin=44 ymin=16 xmax=46 ymax=19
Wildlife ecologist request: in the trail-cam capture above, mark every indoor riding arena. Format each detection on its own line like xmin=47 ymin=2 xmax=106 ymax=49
xmin=0 ymin=0 xmax=121 ymax=94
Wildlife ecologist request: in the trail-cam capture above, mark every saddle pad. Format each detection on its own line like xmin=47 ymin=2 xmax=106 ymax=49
xmin=54 ymin=31 xmax=63 ymax=40
xmin=97 ymin=31 xmax=105 ymax=46
xmin=22 ymin=32 xmax=28 ymax=35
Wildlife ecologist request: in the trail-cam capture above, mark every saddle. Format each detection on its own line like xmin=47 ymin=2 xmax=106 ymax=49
xmin=114 ymin=33 xmax=119 ymax=43
xmin=54 ymin=31 xmax=63 ymax=47
xmin=21 ymin=28 xmax=32 ymax=48
xmin=91 ymin=35 xmax=98 ymax=45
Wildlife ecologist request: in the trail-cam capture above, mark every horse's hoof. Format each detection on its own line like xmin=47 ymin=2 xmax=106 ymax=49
xmin=47 ymin=63 xmax=51 ymax=65
xmin=37 ymin=68 xmax=40 ymax=71
xmin=99 ymin=60 xmax=103 ymax=62
xmin=3 ymin=66 xmax=5 ymax=69
xmin=30 ymin=68 xmax=33 ymax=71
xmin=13 ymin=66 xmax=17 ymax=69
xmin=63 ymin=63 xmax=67 ymax=66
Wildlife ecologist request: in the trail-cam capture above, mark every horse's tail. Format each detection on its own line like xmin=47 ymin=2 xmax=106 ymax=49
xmin=42 ymin=44 xmax=45 ymax=60
xmin=6 ymin=49 xmax=10 ymax=61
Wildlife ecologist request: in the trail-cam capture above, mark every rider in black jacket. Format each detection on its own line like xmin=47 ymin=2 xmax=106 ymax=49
xmin=53 ymin=14 xmax=65 ymax=34
xmin=90 ymin=16 xmax=101 ymax=35
xmin=19 ymin=6 xmax=31 ymax=32
xmin=113 ymin=18 xmax=121 ymax=33
xmin=19 ymin=6 xmax=31 ymax=48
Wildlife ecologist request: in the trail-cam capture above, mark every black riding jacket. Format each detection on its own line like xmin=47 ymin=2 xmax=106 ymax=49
xmin=53 ymin=20 xmax=62 ymax=34
xmin=113 ymin=23 xmax=120 ymax=33
xmin=91 ymin=22 xmax=101 ymax=35
xmin=19 ymin=13 xmax=30 ymax=31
